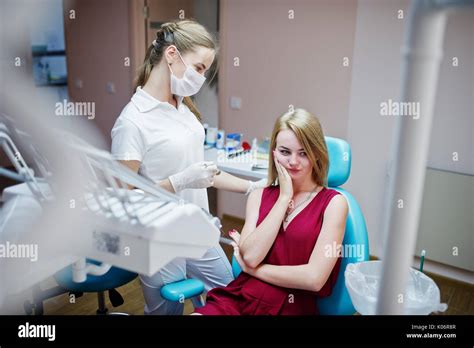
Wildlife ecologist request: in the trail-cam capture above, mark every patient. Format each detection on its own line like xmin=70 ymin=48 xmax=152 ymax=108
xmin=192 ymin=108 xmax=348 ymax=315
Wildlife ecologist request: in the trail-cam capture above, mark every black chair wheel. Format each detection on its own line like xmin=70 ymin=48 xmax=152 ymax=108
xmin=108 ymin=289 xmax=124 ymax=307
xmin=23 ymin=300 xmax=34 ymax=315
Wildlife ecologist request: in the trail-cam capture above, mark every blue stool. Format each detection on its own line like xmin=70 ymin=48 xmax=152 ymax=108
xmin=25 ymin=259 xmax=137 ymax=315
xmin=160 ymin=136 xmax=369 ymax=315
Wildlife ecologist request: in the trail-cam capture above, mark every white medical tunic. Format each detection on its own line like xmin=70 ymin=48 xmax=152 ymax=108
xmin=111 ymin=87 xmax=209 ymax=211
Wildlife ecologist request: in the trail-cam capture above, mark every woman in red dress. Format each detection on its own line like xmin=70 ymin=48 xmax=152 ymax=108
xmin=193 ymin=109 xmax=348 ymax=315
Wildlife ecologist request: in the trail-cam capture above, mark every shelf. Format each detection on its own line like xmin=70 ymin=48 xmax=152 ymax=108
xmin=32 ymin=50 xmax=66 ymax=57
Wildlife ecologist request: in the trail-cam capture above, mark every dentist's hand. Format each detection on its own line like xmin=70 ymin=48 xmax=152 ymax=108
xmin=169 ymin=161 xmax=219 ymax=193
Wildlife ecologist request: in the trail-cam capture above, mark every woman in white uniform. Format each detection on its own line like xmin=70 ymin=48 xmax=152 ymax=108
xmin=111 ymin=20 xmax=264 ymax=315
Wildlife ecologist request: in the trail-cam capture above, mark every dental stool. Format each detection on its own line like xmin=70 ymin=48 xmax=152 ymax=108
xmin=23 ymin=260 xmax=138 ymax=315
xmin=160 ymin=136 xmax=369 ymax=315
xmin=52 ymin=260 xmax=138 ymax=315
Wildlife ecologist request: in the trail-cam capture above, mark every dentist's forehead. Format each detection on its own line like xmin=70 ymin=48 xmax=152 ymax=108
xmin=183 ymin=46 xmax=215 ymax=68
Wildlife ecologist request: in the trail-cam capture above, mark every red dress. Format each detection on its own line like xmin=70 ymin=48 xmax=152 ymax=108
xmin=194 ymin=186 xmax=342 ymax=315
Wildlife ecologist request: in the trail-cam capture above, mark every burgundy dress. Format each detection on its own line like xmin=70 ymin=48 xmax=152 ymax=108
xmin=194 ymin=186 xmax=342 ymax=315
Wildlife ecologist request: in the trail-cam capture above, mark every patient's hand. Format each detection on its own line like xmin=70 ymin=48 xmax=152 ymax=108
xmin=229 ymin=230 xmax=256 ymax=275
xmin=273 ymin=150 xmax=293 ymax=200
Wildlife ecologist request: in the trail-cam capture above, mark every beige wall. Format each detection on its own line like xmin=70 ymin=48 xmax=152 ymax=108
xmin=217 ymin=0 xmax=358 ymax=218
xmin=428 ymin=10 xmax=473 ymax=175
xmin=64 ymin=0 xmax=134 ymax=147
xmin=193 ymin=0 xmax=219 ymax=128
xmin=346 ymin=0 xmax=473 ymax=281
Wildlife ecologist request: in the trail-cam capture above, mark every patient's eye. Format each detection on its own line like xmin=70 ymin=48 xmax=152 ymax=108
xmin=299 ymin=152 xmax=307 ymax=157
xmin=279 ymin=148 xmax=290 ymax=155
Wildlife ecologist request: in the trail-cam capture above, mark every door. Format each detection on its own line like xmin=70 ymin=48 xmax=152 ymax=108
xmin=129 ymin=0 xmax=194 ymax=79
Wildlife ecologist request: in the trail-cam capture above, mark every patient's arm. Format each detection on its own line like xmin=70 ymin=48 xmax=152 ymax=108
xmin=238 ymin=188 xmax=292 ymax=268
xmin=212 ymin=170 xmax=253 ymax=193
xmin=244 ymin=194 xmax=348 ymax=292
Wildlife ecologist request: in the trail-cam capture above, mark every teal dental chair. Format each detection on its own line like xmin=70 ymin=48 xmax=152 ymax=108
xmin=160 ymin=136 xmax=369 ymax=315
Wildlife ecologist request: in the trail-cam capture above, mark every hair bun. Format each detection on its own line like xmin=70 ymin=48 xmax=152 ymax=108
xmin=162 ymin=22 xmax=179 ymax=33
xmin=161 ymin=22 xmax=179 ymax=43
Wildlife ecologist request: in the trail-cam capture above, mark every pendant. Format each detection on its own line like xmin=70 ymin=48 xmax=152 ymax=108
xmin=288 ymin=199 xmax=294 ymax=209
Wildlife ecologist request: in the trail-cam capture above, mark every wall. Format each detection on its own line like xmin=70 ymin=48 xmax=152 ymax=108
xmin=217 ymin=0 xmax=358 ymax=218
xmin=63 ymin=0 xmax=133 ymax=147
xmin=427 ymin=10 xmax=473 ymax=175
xmin=345 ymin=0 xmax=473 ymax=281
xmin=345 ymin=0 xmax=410 ymax=259
xmin=193 ymin=0 xmax=219 ymax=128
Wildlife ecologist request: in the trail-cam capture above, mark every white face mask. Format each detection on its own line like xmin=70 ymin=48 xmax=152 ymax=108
xmin=168 ymin=47 xmax=206 ymax=97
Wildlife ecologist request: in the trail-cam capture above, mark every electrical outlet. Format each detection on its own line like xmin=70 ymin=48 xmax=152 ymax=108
xmin=75 ymin=79 xmax=83 ymax=89
xmin=107 ymin=82 xmax=116 ymax=94
xmin=230 ymin=96 xmax=242 ymax=110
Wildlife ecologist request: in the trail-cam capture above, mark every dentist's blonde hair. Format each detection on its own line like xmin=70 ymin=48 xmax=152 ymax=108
xmin=268 ymin=109 xmax=329 ymax=187
xmin=135 ymin=20 xmax=218 ymax=121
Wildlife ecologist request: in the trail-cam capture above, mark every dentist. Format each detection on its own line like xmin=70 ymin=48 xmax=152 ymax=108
xmin=111 ymin=20 xmax=264 ymax=315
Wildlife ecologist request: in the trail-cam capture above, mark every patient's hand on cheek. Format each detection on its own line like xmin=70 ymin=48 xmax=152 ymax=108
xmin=229 ymin=230 xmax=256 ymax=275
xmin=273 ymin=150 xmax=293 ymax=200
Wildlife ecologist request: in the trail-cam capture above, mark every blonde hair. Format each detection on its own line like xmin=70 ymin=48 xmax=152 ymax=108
xmin=135 ymin=20 xmax=218 ymax=121
xmin=268 ymin=109 xmax=329 ymax=187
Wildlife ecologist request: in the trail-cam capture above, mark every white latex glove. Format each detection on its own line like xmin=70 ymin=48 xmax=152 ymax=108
xmin=169 ymin=161 xmax=219 ymax=193
xmin=245 ymin=178 xmax=268 ymax=195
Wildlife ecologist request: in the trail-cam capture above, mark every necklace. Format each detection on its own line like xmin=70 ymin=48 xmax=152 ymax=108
xmin=284 ymin=185 xmax=320 ymax=222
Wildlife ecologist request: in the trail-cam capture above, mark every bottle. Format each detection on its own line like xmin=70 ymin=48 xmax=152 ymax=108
xmin=252 ymin=137 xmax=258 ymax=151
xmin=252 ymin=138 xmax=258 ymax=164
xmin=216 ymin=130 xmax=225 ymax=149
xmin=203 ymin=123 xmax=209 ymax=145
xmin=206 ymin=127 xmax=218 ymax=147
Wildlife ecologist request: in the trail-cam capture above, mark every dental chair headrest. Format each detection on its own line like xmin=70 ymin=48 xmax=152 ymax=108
xmin=325 ymin=136 xmax=351 ymax=187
